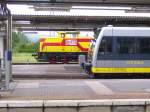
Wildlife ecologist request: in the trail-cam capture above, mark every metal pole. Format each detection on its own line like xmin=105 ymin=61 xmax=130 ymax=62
xmin=6 ymin=15 xmax=12 ymax=89
xmin=0 ymin=2 xmax=12 ymax=90
xmin=8 ymin=15 xmax=12 ymax=81
xmin=5 ymin=19 xmax=10 ymax=90
xmin=4 ymin=14 xmax=12 ymax=90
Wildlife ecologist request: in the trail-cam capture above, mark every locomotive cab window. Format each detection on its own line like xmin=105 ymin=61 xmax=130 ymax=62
xmin=61 ymin=33 xmax=65 ymax=38
xmin=67 ymin=34 xmax=77 ymax=38
xmin=98 ymin=37 xmax=112 ymax=55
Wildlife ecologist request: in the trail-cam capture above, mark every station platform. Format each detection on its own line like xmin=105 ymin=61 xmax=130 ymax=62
xmin=1 ymin=79 xmax=150 ymax=112
xmin=1 ymin=64 xmax=150 ymax=112
xmin=1 ymin=79 xmax=150 ymax=100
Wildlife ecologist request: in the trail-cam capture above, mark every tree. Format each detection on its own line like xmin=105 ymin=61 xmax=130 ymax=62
xmin=12 ymin=31 xmax=39 ymax=53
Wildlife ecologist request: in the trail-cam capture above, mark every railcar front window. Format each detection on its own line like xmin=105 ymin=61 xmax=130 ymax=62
xmin=98 ymin=37 xmax=112 ymax=54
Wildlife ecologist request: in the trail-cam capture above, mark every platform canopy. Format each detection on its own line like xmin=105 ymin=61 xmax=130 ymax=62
xmin=12 ymin=14 xmax=150 ymax=31
xmin=3 ymin=0 xmax=150 ymax=31
xmin=3 ymin=0 xmax=150 ymax=7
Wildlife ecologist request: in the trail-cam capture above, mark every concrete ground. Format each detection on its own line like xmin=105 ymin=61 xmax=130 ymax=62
xmin=1 ymin=79 xmax=150 ymax=100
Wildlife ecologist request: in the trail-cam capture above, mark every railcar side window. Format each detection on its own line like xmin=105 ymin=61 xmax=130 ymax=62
xmin=98 ymin=37 xmax=112 ymax=54
xmin=117 ymin=38 xmax=136 ymax=54
xmin=117 ymin=37 xmax=150 ymax=54
xmin=138 ymin=38 xmax=150 ymax=54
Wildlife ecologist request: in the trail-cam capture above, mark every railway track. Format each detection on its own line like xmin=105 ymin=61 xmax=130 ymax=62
xmin=12 ymin=64 xmax=150 ymax=79
xmin=12 ymin=64 xmax=88 ymax=79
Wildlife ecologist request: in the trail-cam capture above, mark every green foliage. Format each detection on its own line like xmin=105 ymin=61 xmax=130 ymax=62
xmin=33 ymin=41 xmax=40 ymax=52
xmin=13 ymin=53 xmax=37 ymax=63
xmin=12 ymin=32 xmax=39 ymax=53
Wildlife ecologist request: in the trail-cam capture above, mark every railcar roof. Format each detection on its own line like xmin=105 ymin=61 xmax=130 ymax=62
xmin=102 ymin=27 xmax=150 ymax=37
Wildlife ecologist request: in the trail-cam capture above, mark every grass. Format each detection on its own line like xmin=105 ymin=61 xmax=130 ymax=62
xmin=12 ymin=53 xmax=37 ymax=63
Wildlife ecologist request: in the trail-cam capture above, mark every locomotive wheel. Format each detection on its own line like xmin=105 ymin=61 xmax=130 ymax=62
xmin=49 ymin=56 xmax=57 ymax=64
